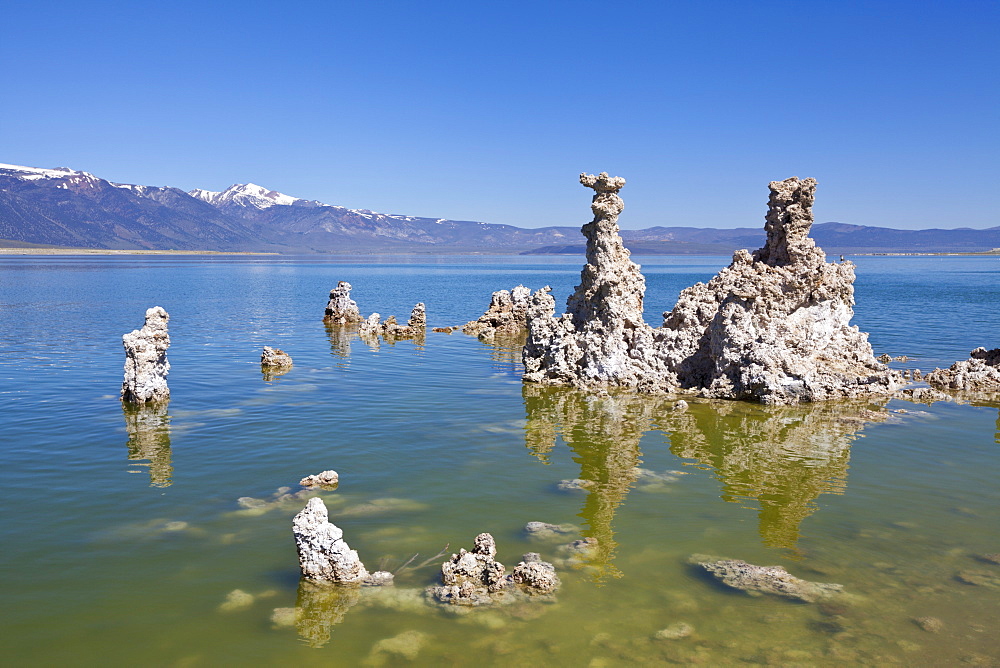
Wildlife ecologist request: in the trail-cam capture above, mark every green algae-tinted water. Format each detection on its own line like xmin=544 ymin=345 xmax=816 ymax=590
xmin=0 ymin=254 xmax=998 ymax=666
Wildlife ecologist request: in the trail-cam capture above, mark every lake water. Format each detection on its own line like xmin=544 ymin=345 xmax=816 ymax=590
xmin=1 ymin=253 xmax=998 ymax=666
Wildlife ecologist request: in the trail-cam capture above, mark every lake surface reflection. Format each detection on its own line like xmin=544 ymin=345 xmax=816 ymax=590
xmin=0 ymin=253 xmax=998 ymax=666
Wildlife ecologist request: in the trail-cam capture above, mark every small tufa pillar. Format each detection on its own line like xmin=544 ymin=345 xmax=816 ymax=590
xmin=121 ymin=307 xmax=170 ymax=403
xmin=407 ymin=303 xmax=426 ymax=329
xmin=292 ymin=497 xmax=393 ymax=585
xmin=324 ymin=282 xmax=362 ymax=324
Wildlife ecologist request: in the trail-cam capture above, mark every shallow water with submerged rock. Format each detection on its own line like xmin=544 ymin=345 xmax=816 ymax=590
xmin=1 ymin=253 xmax=998 ymax=666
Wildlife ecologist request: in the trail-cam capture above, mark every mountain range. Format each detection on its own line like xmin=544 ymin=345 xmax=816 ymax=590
xmin=1 ymin=163 xmax=997 ymax=255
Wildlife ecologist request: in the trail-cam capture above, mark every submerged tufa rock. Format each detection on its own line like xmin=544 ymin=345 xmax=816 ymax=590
xmin=523 ymin=173 xmax=903 ymax=404
xmin=524 ymin=521 xmax=579 ymax=540
xmin=654 ymin=622 xmax=695 ymax=640
xmin=690 ymin=554 xmax=843 ymax=602
xmin=261 ymin=346 xmax=293 ymax=368
xmin=926 ymin=347 xmax=1000 ymax=392
xmin=121 ymin=307 xmax=170 ymax=403
xmin=324 ymin=281 xmax=362 ymax=324
xmin=292 ymin=497 xmax=393 ymax=585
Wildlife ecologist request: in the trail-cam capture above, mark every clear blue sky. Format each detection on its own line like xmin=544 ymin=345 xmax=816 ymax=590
xmin=2 ymin=0 xmax=997 ymax=230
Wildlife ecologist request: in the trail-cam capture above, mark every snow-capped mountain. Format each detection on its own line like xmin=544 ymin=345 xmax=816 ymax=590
xmin=0 ymin=162 xmax=581 ymax=252
xmin=190 ymin=183 xmax=300 ymax=212
xmin=0 ymin=163 xmax=266 ymax=251
xmin=0 ymin=163 xmax=91 ymax=180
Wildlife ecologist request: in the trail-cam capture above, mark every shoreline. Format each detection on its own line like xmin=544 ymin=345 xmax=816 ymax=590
xmin=0 ymin=246 xmax=997 ymax=258
xmin=0 ymin=248 xmax=280 ymax=256
xmin=854 ymin=251 xmax=1000 ymax=257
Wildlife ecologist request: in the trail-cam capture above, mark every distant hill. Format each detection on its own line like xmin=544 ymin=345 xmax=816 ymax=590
xmin=2 ymin=162 xmax=997 ymax=254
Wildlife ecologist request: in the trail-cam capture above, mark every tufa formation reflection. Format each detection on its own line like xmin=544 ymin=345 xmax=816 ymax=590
xmin=522 ymin=385 xmax=890 ymax=562
xmin=122 ymin=401 xmax=172 ymax=487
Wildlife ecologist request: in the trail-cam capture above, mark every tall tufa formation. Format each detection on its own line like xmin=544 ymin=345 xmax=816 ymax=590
xmin=524 ymin=174 xmax=902 ymax=405
xmin=524 ymin=174 xmax=668 ymax=391
xmin=406 ymin=302 xmax=426 ymax=330
xmin=121 ymin=307 xmax=170 ymax=403
xmin=659 ymin=177 xmax=899 ymax=403
xmin=324 ymin=282 xmax=362 ymax=324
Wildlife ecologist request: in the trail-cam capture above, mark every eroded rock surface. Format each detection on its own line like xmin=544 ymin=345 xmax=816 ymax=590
xmin=324 ymin=282 xmax=362 ymax=324
xmin=121 ymin=306 xmax=171 ymax=403
xmin=261 ymin=346 xmax=293 ymax=368
xmin=690 ymin=554 xmax=843 ymax=602
xmin=926 ymin=347 xmax=1000 ymax=392
xmin=292 ymin=497 xmax=393 ymax=585
xmin=523 ymin=173 xmax=902 ymax=404
xmin=463 ymin=286 xmax=537 ymax=341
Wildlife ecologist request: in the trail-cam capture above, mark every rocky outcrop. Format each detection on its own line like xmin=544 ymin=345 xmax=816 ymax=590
xmin=429 ymin=533 xmax=506 ymax=606
xmin=509 ymin=553 xmax=560 ymax=594
xmin=385 ymin=303 xmax=426 ymax=339
xmin=898 ymin=386 xmax=950 ymax=403
xmin=463 ymin=286 xmax=537 ymax=341
xmin=427 ymin=533 xmax=560 ymax=606
xmin=523 ymin=173 xmax=902 ymax=404
xmin=261 ymin=346 xmax=292 ymax=368
xmin=299 ymin=470 xmax=339 ymax=489
xmin=358 ymin=303 xmax=427 ymax=342
xmin=121 ymin=307 xmax=170 ymax=403
xmin=292 ymin=497 xmax=393 ymax=585
xmin=690 ymin=554 xmax=843 ymax=602
xmin=926 ymin=347 xmax=1000 ymax=392
xmin=323 ymin=282 xmax=362 ymax=324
